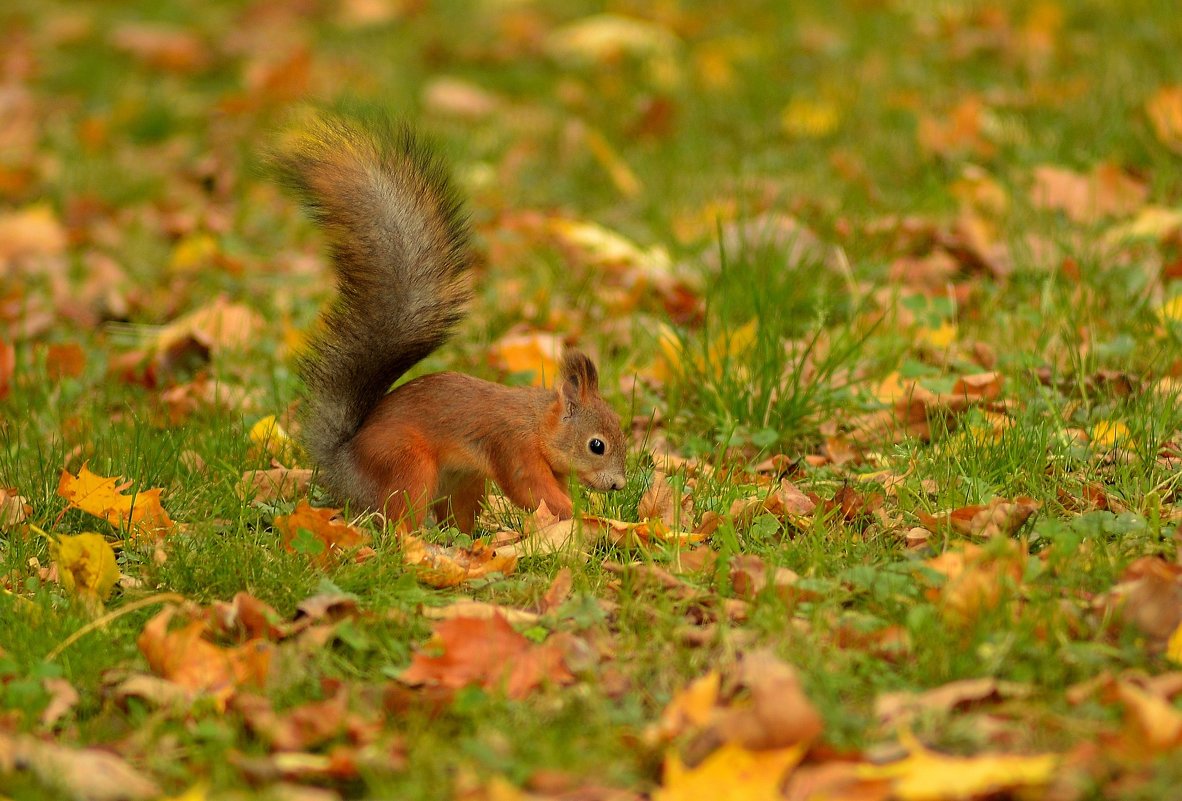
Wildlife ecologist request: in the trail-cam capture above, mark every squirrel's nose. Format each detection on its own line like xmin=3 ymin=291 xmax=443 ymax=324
xmin=610 ymin=477 xmax=625 ymax=491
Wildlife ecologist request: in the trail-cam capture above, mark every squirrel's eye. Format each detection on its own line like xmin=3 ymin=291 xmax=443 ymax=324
xmin=588 ymin=438 xmax=606 ymax=455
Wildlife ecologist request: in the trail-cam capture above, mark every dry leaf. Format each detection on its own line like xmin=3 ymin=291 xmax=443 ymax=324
xmin=401 ymin=615 xmax=574 ymax=700
xmin=922 ymin=541 xmax=1026 ymax=625
xmin=487 ymin=330 xmax=564 ymax=387
xmin=274 ymin=501 xmax=369 ymax=566
xmin=917 ymin=497 xmax=1039 ymax=539
xmin=137 ymin=605 xmax=272 ymax=708
xmin=40 ymin=677 xmax=80 ymax=728
xmin=1107 ymin=556 xmax=1182 ymax=647
xmin=1147 ymin=85 xmax=1182 ymax=155
xmin=876 ymin=677 xmax=1031 ymax=728
xmin=421 ymin=600 xmax=540 ymax=626
xmin=236 ymin=467 xmax=314 ymax=503
xmin=0 ymin=732 xmax=160 ymax=801
xmin=57 ymin=465 xmax=174 ymax=540
xmin=155 ymin=298 xmax=265 ymax=357
xmin=0 ymin=487 xmax=30 ymax=528
xmin=1031 ymin=164 xmax=1148 ymax=224
xmin=110 ymin=22 xmax=210 ymax=73
xmin=403 ymin=536 xmax=518 ymax=588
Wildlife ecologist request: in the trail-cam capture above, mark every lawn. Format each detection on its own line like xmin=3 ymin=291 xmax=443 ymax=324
xmin=3 ymin=1 xmax=1182 ymax=799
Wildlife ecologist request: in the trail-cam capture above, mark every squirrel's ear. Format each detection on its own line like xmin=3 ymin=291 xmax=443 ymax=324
xmin=558 ymin=350 xmax=599 ymax=411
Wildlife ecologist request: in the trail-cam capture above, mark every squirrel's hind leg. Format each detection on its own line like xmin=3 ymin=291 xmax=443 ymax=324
xmin=432 ymin=475 xmax=487 ymax=534
xmin=359 ymin=439 xmax=438 ymax=533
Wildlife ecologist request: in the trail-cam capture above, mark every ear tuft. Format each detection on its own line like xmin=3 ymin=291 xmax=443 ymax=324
xmin=558 ymin=350 xmax=599 ymax=406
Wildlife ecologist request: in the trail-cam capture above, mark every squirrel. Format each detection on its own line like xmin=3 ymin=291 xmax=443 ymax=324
xmin=270 ymin=111 xmax=627 ymax=533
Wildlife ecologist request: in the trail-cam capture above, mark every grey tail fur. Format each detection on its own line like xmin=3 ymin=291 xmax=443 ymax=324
xmin=270 ymin=112 xmax=473 ymax=498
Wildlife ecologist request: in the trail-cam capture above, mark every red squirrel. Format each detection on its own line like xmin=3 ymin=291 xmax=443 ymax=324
xmin=271 ymin=112 xmax=627 ymax=532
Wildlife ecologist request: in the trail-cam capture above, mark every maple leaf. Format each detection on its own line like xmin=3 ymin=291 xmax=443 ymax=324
xmin=655 ymin=742 xmax=806 ymax=801
xmin=401 ymin=615 xmax=574 ymax=700
xmin=49 ymin=532 xmax=120 ymax=602
xmin=57 ymin=465 xmax=174 ymax=540
xmin=857 ymin=734 xmax=1058 ymax=800
xmin=137 ymin=605 xmax=272 ymax=709
xmin=273 ymin=501 xmax=369 ymax=566
xmin=402 ymin=535 xmax=518 ymax=588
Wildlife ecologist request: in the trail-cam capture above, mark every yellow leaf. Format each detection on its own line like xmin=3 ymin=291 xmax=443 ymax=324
xmin=1158 ymin=296 xmax=1182 ymax=326
xmin=57 ymin=466 xmax=174 ymax=540
xmin=858 ymin=735 xmax=1058 ymax=801
xmin=49 ymin=533 xmax=119 ymax=601
xmin=249 ymin=415 xmax=294 ymax=459
xmin=917 ymin=322 xmax=957 ymax=350
xmin=1168 ymin=622 xmax=1182 ymax=666
xmin=402 ymin=535 xmax=518 ymax=588
xmin=655 ymin=742 xmax=805 ymax=801
xmin=781 ymin=98 xmax=840 ymax=139
xmin=1091 ymin=420 xmax=1132 ymax=449
xmin=168 ymin=232 xmax=218 ymax=273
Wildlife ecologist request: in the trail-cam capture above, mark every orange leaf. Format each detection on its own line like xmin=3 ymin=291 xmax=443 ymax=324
xmin=487 ymin=330 xmax=564 ymax=387
xmin=1147 ymin=85 xmax=1182 ymax=155
xmin=273 ymin=501 xmax=369 ymax=566
xmin=137 ymin=606 xmax=272 ymax=709
xmin=401 ymin=615 xmax=574 ymax=700
xmin=57 ymin=465 xmax=174 ymax=540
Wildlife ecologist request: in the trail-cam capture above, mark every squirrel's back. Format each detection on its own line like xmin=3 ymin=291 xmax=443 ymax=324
xmin=271 ymin=112 xmax=474 ymax=499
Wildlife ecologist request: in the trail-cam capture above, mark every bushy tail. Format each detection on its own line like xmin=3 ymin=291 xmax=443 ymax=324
xmin=271 ymin=111 xmax=473 ymax=487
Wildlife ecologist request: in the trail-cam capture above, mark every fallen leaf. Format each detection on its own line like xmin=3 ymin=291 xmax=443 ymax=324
xmin=1031 ymin=163 xmax=1148 ymax=224
xmin=137 ymin=605 xmax=273 ymax=708
xmin=49 ymin=532 xmax=120 ymax=601
xmin=403 ymin=535 xmax=517 ymax=588
xmin=544 ymin=14 xmax=681 ymax=88
xmin=649 ymin=671 xmax=721 ymax=744
xmin=249 ymin=415 xmax=296 ymax=461
xmin=0 ymin=487 xmax=30 ymax=528
xmin=0 ymin=339 xmax=13 ymax=400
xmin=236 ymin=467 xmax=314 ymax=503
xmin=421 ymin=600 xmax=540 ymax=626
xmin=57 ymin=465 xmax=174 ymax=540
xmin=639 ymin=471 xmax=695 ymax=529
xmin=1147 ymin=85 xmax=1182 ymax=155
xmin=1107 ymin=556 xmax=1182 ymax=647
xmin=655 ymin=742 xmax=805 ymax=801
xmin=922 ymin=540 xmax=1027 ymax=625
xmin=39 ymin=677 xmax=80 ymax=728
xmin=45 ymin=342 xmax=85 ymax=379
xmin=487 ymin=330 xmax=564 ymax=387
xmin=274 ymin=501 xmax=369 ymax=566
xmin=876 ymin=677 xmax=1031 ymax=728
xmin=1111 ymin=679 xmax=1182 ymax=753
xmin=401 ymin=615 xmax=574 ymax=700
xmin=0 ymin=731 xmax=160 ymax=801
xmin=110 ymin=22 xmax=210 ymax=73
xmin=917 ymin=497 xmax=1039 ymax=539
xmin=0 ymin=204 xmax=67 ymax=267
xmin=858 ymin=735 xmax=1058 ymax=801
xmin=154 ymin=298 xmax=265 ymax=357
xmin=708 ymin=649 xmax=824 ymax=751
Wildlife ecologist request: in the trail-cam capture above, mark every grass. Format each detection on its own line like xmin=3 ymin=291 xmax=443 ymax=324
xmin=3 ymin=0 xmax=1182 ymax=799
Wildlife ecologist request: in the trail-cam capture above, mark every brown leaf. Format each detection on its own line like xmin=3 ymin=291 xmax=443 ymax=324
xmin=110 ymin=22 xmax=210 ymax=73
xmin=401 ymin=615 xmax=574 ymax=700
xmin=0 ymin=339 xmax=13 ymax=400
xmin=209 ymin=592 xmax=288 ymax=642
xmin=236 ymin=467 xmax=314 ymax=503
xmin=45 ymin=342 xmax=85 ymax=380
xmin=876 ymin=677 xmax=1031 ymax=728
xmin=922 ymin=541 xmax=1027 ymax=625
xmin=918 ymin=496 xmax=1039 ymax=539
xmin=421 ymin=600 xmax=540 ymax=626
xmin=728 ymin=554 xmax=804 ymax=603
xmin=638 ymin=471 xmax=694 ymax=529
xmin=0 ymin=486 xmax=30 ymax=528
xmin=39 ymin=677 xmax=80 ymax=728
xmin=1031 ymin=164 xmax=1148 ymax=224
xmin=706 ymin=649 xmax=824 ymax=751
xmin=1108 ymin=556 xmax=1182 ymax=646
xmin=0 ymin=732 xmax=160 ymax=801
xmin=540 ymin=567 xmax=573 ymax=613
xmin=234 ymin=686 xmax=355 ymax=752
